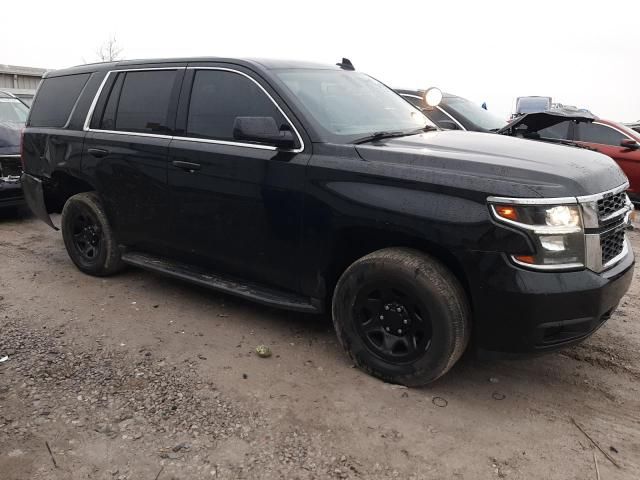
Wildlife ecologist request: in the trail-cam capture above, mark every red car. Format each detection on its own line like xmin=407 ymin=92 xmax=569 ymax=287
xmin=537 ymin=117 xmax=640 ymax=201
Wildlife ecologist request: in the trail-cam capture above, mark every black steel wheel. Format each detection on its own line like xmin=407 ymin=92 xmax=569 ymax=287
xmin=332 ymin=247 xmax=470 ymax=386
xmin=354 ymin=284 xmax=432 ymax=363
xmin=61 ymin=192 xmax=124 ymax=276
xmin=70 ymin=210 xmax=102 ymax=262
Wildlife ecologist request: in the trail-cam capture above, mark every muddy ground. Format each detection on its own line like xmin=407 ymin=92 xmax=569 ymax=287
xmin=1 ymin=210 xmax=639 ymax=480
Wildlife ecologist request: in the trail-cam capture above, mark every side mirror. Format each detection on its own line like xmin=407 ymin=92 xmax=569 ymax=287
xmin=233 ymin=116 xmax=296 ymax=150
xmin=620 ymin=138 xmax=640 ymax=150
xmin=438 ymin=120 xmax=461 ymax=131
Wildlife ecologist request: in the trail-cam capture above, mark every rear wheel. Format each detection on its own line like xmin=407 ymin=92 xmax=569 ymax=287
xmin=332 ymin=247 xmax=470 ymax=386
xmin=61 ymin=192 xmax=124 ymax=276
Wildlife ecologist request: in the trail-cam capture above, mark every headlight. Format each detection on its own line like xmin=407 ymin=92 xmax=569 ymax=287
xmin=490 ymin=202 xmax=585 ymax=270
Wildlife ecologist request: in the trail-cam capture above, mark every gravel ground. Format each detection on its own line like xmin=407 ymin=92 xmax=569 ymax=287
xmin=1 ymin=210 xmax=639 ymax=479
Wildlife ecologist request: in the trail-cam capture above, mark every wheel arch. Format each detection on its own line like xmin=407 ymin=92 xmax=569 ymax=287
xmin=45 ymin=170 xmax=96 ymax=213
xmin=324 ymin=226 xmax=472 ymax=310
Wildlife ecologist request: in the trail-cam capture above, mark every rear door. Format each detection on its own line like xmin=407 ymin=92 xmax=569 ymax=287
xmin=83 ymin=66 xmax=185 ymax=251
xmin=167 ymin=65 xmax=309 ymax=292
xmin=574 ymin=121 xmax=640 ymax=196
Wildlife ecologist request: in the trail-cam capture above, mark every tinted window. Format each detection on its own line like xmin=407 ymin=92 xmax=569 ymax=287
xmin=28 ymin=74 xmax=90 ymax=127
xmin=98 ymin=72 xmax=125 ymax=130
xmin=113 ymin=70 xmax=176 ymax=133
xmin=576 ymin=123 xmax=627 ymax=146
xmin=187 ymin=70 xmax=286 ymax=141
xmin=537 ymin=121 xmax=572 ymax=140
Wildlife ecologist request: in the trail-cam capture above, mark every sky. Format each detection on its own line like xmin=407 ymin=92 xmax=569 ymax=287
xmin=2 ymin=0 xmax=639 ymax=121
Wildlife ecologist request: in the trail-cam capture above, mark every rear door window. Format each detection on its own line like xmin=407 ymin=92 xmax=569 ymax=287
xmin=186 ymin=69 xmax=287 ymax=141
xmin=110 ymin=70 xmax=177 ymax=134
xmin=576 ymin=123 xmax=628 ymax=146
xmin=28 ymin=74 xmax=90 ymax=127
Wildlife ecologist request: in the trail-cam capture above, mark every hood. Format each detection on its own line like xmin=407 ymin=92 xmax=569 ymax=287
xmin=355 ymin=130 xmax=627 ymax=198
xmin=497 ymin=108 xmax=595 ymax=135
xmin=0 ymin=120 xmax=22 ymax=154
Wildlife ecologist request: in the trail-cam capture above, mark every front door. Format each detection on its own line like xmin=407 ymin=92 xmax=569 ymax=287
xmin=167 ymin=66 xmax=309 ymax=292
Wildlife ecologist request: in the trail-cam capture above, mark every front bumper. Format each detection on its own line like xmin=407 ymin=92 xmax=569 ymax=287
xmin=462 ymin=246 xmax=635 ymax=353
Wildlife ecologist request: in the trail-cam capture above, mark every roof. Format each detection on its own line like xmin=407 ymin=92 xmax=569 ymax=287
xmin=44 ymin=57 xmax=343 ymax=78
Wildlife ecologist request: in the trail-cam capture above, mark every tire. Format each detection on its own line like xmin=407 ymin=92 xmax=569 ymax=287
xmin=332 ymin=247 xmax=470 ymax=386
xmin=61 ymin=192 xmax=124 ymax=276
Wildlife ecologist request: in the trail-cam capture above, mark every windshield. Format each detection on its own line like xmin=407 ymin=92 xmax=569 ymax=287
xmin=0 ymin=98 xmax=29 ymax=124
xmin=275 ymin=69 xmax=433 ymax=142
xmin=444 ymin=96 xmax=506 ymax=131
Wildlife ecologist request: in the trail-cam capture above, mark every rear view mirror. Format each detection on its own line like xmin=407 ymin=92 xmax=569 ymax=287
xmin=233 ymin=116 xmax=296 ymax=150
xmin=620 ymin=138 xmax=640 ymax=150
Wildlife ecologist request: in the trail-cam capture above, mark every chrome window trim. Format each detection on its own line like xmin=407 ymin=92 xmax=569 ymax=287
xmin=0 ymin=154 xmax=21 ymax=158
xmin=487 ymin=195 xmax=577 ymax=205
xmin=83 ymin=66 xmax=304 ymax=153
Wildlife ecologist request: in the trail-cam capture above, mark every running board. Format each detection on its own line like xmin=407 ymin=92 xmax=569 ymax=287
xmin=121 ymin=251 xmax=322 ymax=314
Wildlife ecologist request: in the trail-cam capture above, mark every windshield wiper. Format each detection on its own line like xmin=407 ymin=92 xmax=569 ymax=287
xmin=354 ymin=126 xmax=435 ymax=145
xmin=353 ymin=131 xmax=407 ymax=144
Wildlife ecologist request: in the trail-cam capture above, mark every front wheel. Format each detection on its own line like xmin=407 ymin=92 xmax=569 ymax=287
xmin=61 ymin=192 xmax=124 ymax=276
xmin=332 ymin=248 xmax=470 ymax=386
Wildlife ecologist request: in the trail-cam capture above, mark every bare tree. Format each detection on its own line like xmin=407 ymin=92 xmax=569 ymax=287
xmin=96 ymin=37 xmax=123 ymax=62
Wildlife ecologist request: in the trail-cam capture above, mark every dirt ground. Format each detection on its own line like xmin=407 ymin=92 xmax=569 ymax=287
xmin=1 ymin=210 xmax=639 ymax=480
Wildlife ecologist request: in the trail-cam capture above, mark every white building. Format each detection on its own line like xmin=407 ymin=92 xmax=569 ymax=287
xmin=0 ymin=64 xmax=47 ymax=105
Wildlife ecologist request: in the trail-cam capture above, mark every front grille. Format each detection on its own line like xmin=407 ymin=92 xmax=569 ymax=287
xmin=597 ymin=192 xmax=627 ymax=220
xmin=600 ymin=226 xmax=625 ymax=265
xmin=0 ymin=156 xmax=22 ymax=178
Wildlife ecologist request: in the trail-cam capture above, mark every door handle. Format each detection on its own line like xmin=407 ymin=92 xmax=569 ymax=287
xmin=172 ymin=160 xmax=201 ymax=172
xmin=87 ymin=148 xmax=109 ymax=158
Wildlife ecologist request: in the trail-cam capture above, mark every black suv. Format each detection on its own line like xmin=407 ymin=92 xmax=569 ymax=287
xmin=21 ymin=58 xmax=635 ymax=385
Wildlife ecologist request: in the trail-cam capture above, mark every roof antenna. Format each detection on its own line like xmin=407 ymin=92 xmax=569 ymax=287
xmin=336 ymin=58 xmax=355 ymax=71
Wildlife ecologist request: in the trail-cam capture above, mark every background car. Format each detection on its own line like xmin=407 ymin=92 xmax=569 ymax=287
xmin=0 ymin=91 xmax=29 ymax=209
xmin=396 ymin=89 xmax=507 ymax=132
xmin=397 ymin=88 xmax=639 ymax=199
xmin=530 ymin=117 xmax=640 ymax=202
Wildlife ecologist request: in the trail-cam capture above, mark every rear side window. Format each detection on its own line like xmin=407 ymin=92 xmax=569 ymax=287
xmin=108 ymin=70 xmax=177 ymax=133
xmin=186 ymin=70 xmax=286 ymax=141
xmin=28 ymin=74 xmax=90 ymax=127
xmin=576 ymin=123 xmax=627 ymax=146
